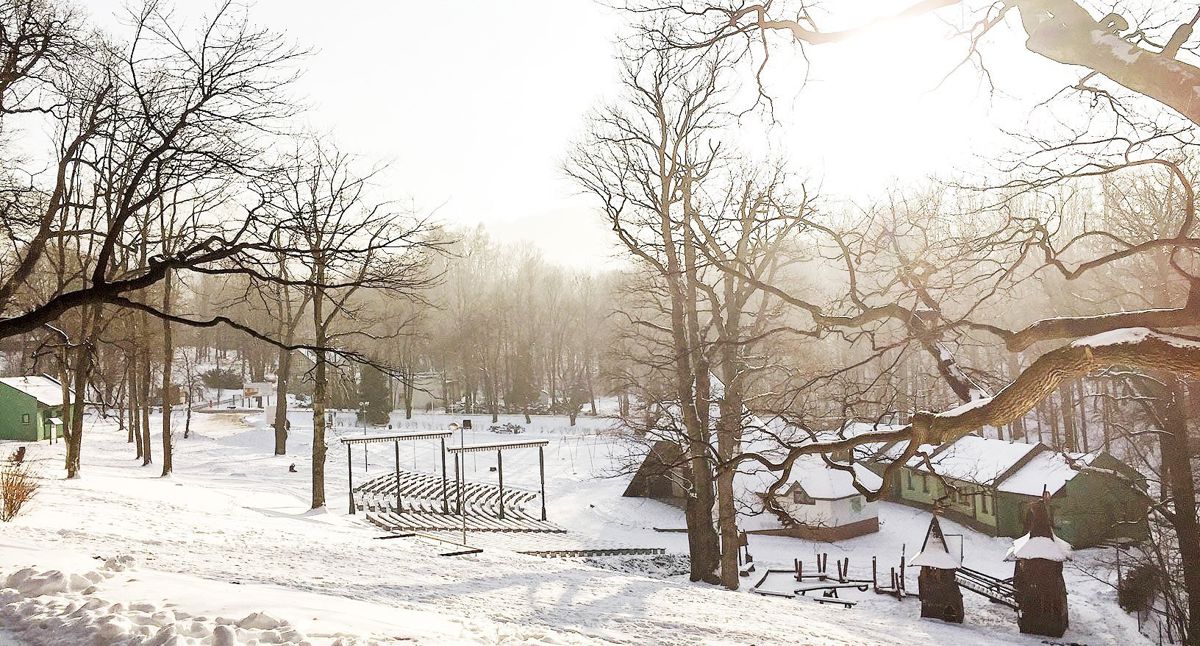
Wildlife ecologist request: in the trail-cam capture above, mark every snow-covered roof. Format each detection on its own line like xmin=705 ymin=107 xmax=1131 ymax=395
xmin=910 ymin=545 xmax=961 ymax=569
xmin=0 ymin=375 xmax=66 ymax=407
xmin=908 ymin=435 xmax=1042 ymax=486
xmin=785 ymin=455 xmax=881 ymax=500
xmin=998 ymin=451 xmax=1094 ymax=497
xmin=731 ymin=411 xmax=791 ymax=525
xmin=1004 ymin=533 xmax=1073 ymax=562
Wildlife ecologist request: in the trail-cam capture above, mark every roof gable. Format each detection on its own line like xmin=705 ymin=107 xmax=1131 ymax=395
xmin=0 ymin=375 xmax=67 ymax=407
xmin=910 ymin=515 xmax=961 ymax=569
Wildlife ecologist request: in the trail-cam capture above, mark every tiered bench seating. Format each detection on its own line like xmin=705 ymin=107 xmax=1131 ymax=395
xmin=354 ymin=470 xmax=561 ymax=533
xmin=365 ymin=510 xmax=565 ymax=534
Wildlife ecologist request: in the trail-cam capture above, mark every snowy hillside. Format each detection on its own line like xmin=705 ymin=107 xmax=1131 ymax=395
xmin=0 ymin=412 xmax=1150 ymax=645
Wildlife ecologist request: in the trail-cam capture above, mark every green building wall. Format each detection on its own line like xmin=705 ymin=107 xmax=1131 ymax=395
xmin=992 ymin=479 xmax=1147 ymax=547
xmin=899 ymin=468 xmax=940 ymax=505
xmin=0 ymin=385 xmax=65 ymax=442
xmin=896 ymin=461 xmax=1148 ymax=549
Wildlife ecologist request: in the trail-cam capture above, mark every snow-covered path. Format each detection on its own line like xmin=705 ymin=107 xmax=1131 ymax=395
xmin=0 ymin=411 xmax=1150 ymax=645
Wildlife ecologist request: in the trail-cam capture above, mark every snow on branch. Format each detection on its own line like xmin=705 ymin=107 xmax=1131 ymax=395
xmin=736 ymin=328 xmax=1200 ymax=503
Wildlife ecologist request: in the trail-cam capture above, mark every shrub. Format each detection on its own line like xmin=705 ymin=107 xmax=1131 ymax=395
xmin=1118 ymin=562 xmax=1158 ymax=613
xmin=201 ymin=367 xmax=243 ymax=390
xmin=1 ymin=461 xmax=38 ymax=522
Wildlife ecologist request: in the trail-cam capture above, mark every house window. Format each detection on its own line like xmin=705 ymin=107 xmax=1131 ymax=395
xmin=851 ymin=496 xmax=863 ymax=513
xmin=981 ymin=494 xmax=991 ymax=514
xmin=921 ymin=475 xmax=929 ymax=493
xmin=906 ymin=471 xmax=913 ymax=489
xmin=20 ymin=413 xmax=30 ymax=424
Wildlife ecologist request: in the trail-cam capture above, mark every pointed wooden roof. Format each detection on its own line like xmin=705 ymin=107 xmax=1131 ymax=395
xmin=910 ymin=515 xmax=962 ymax=569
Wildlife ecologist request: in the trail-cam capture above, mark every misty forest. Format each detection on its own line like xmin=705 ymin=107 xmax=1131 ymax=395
xmin=1 ymin=1 xmax=1199 ymax=645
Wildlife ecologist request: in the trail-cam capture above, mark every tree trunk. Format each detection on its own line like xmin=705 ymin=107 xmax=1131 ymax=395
xmin=715 ymin=367 xmax=742 ymax=590
xmin=1158 ymin=376 xmax=1200 ymax=644
xmin=1101 ymin=378 xmax=1112 ymax=452
xmin=403 ymin=366 xmax=414 ymax=420
xmin=64 ymin=346 xmax=90 ymax=479
xmin=140 ymin=338 xmax=152 ymax=466
xmin=64 ymin=305 xmax=103 ymax=478
xmin=184 ymin=386 xmax=192 ymax=440
xmin=587 ymin=367 xmax=597 ymax=416
xmin=1058 ymin=384 xmax=1076 ymax=452
xmin=1076 ymin=380 xmax=1089 ymax=453
xmin=677 ymin=169 xmax=721 ymax=584
xmin=311 ymin=285 xmax=327 ymax=510
xmin=161 ymin=274 xmax=174 ymax=477
xmin=273 ymin=344 xmax=291 ymax=455
xmin=131 ymin=350 xmax=143 ymax=458
xmin=1047 ymin=397 xmax=1061 ymax=450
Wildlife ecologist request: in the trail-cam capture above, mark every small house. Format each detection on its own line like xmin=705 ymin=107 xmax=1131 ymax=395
xmin=873 ymin=434 xmax=1147 ymax=548
xmin=622 ymin=439 xmax=689 ymax=506
xmin=760 ymin=455 xmax=881 ymax=540
xmin=0 ymin=375 xmax=70 ymax=441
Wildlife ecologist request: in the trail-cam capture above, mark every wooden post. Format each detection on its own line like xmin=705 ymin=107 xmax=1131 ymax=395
xmin=346 ymin=443 xmax=355 ymax=515
xmin=497 ymin=449 xmax=505 ymax=520
xmin=539 ymin=445 xmax=547 ymax=521
xmin=441 ymin=436 xmax=449 ymax=513
xmin=394 ymin=440 xmax=401 ymax=512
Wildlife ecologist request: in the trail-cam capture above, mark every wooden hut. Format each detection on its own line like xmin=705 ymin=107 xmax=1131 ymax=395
xmin=910 ymin=515 xmax=964 ymax=623
xmin=1006 ymin=493 xmax=1071 ymax=638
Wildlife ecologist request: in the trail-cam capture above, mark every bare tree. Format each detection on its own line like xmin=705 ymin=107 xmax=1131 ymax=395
xmin=569 ymin=45 xmax=733 ymax=583
xmin=267 ymin=141 xmax=436 ymax=510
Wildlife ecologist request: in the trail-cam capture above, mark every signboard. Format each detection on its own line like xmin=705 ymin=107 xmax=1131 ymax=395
xmin=243 ymin=382 xmax=272 ymax=398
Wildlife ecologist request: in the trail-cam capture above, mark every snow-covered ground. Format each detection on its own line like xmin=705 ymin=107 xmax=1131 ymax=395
xmin=0 ymin=409 xmax=1151 ymax=645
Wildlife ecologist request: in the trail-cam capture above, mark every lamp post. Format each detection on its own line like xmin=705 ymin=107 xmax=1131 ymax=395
xmin=360 ymin=401 xmax=368 ymax=470
xmin=449 ymin=419 xmax=472 ymax=545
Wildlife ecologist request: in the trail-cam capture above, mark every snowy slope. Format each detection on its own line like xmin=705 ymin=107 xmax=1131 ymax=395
xmin=0 ymin=411 xmax=1151 ymax=645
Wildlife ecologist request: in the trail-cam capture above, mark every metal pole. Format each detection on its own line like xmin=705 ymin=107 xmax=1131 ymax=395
xmin=440 ymin=437 xmax=449 ymax=513
xmin=454 ymin=453 xmax=462 ymax=514
xmin=457 ymin=453 xmax=466 ymax=545
xmin=459 ymin=425 xmax=467 ymax=544
xmin=346 ymin=443 xmax=355 ymax=515
xmin=394 ymin=440 xmax=401 ymax=513
xmin=497 ymin=449 xmax=505 ymax=520
xmin=539 ymin=445 xmax=546 ymax=521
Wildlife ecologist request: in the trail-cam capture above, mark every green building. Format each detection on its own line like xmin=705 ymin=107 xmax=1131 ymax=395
xmin=0 ymin=375 xmax=69 ymax=442
xmin=870 ymin=434 xmax=1147 ymax=548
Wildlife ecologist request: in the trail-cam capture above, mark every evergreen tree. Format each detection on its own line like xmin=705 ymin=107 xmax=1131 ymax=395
xmin=358 ymin=364 xmax=391 ymax=425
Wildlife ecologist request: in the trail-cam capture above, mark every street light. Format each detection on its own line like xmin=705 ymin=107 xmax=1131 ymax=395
xmin=448 ymin=419 xmax=472 ymax=545
xmin=360 ymin=400 xmax=369 ymax=470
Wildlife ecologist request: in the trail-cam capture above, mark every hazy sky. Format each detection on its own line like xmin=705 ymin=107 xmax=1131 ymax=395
xmin=84 ymin=1 xmax=1072 ymax=269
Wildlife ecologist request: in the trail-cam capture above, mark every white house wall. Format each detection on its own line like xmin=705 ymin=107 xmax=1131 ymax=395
xmin=777 ymin=494 xmax=877 ymax=528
